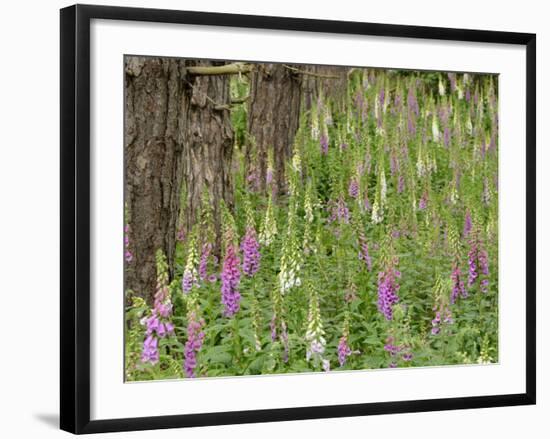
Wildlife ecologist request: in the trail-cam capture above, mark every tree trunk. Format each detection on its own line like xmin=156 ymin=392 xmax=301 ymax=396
xmin=182 ymin=60 xmax=234 ymax=250
xmin=247 ymin=64 xmax=302 ymax=195
xmin=124 ymin=57 xmax=187 ymax=302
xmin=302 ymin=65 xmax=349 ymax=112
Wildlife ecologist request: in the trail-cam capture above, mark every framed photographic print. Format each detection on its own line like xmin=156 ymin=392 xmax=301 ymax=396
xmin=60 ymin=4 xmax=536 ymax=434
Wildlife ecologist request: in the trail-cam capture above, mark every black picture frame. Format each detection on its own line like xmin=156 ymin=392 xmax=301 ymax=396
xmin=60 ymin=4 xmax=536 ymax=434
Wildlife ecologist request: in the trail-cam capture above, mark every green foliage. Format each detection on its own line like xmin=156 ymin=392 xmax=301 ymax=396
xmin=230 ymin=75 xmax=249 ymax=148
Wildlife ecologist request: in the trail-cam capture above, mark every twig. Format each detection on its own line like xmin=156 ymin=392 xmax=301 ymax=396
xmin=283 ymin=64 xmax=340 ymax=79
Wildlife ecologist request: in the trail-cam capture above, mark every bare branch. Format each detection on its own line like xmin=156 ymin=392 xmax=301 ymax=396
xmin=283 ymin=64 xmax=340 ymax=79
xmin=231 ymin=95 xmax=249 ymax=105
xmin=186 ymin=63 xmax=254 ymax=76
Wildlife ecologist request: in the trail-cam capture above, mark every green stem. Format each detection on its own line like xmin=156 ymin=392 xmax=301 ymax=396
xmin=314 ymin=249 xmax=330 ymax=286
xmin=231 ymin=314 xmax=242 ymax=368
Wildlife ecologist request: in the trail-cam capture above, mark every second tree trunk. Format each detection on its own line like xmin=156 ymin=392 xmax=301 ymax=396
xmin=247 ymin=64 xmax=302 ymax=196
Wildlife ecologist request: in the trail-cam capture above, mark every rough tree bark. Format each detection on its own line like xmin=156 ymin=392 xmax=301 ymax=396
xmin=125 ymin=57 xmax=235 ymax=302
xmin=124 ymin=56 xmax=187 ymax=302
xmin=182 ymin=60 xmax=234 ymax=250
xmin=247 ymin=64 xmax=302 ymax=195
xmin=302 ymin=65 xmax=349 ymax=112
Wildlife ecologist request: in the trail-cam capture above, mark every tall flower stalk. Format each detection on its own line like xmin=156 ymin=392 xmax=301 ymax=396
xmin=448 ymin=222 xmax=467 ymax=304
xmin=183 ymin=255 xmax=206 ymax=378
xmin=241 ymin=200 xmax=261 ymax=277
xmin=329 ymin=195 xmax=350 ymax=224
xmin=467 ymin=221 xmax=490 ymax=293
xmin=305 ymin=281 xmax=329 ymax=371
xmin=463 ymin=210 xmax=472 ymax=239
xmin=431 ymin=274 xmax=453 ymax=336
xmin=319 ymin=104 xmax=330 ymax=155
xmin=182 ymin=231 xmax=199 ymax=294
xmin=220 ymin=204 xmax=241 ymax=317
xmin=371 ymin=156 xmax=387 ymax=224
xmin=250 ymin=293 xmax=262 ymax=351
xmin=270 ymin=286 xmax=289 ymax=362
xmin=278 ymin=198 xmax=302 ymax=294
xmin=337 ymin=312 xmax=353 ymax=367
xmin=221 ymin=243 xmax=241 ymax=317
xmin=141 ymin=250 xmax=175 ymax=365
xmin=198 ymin=243 xmax=213 ymax=282
xmin=377 ymin=233 xmax=401 ymax=320
xmin=302 ymin=181 xmax=316 ymax=254
xmin=356 ymin=223 xmax=372 ymax=271
xmin=183 ymin=304 xmax=205 ymax=377
xmin=259 ymin=191 xmax=277 ymax=246
xmin=197 ymin=191 xmax=216 ymax=283
xmin=348 ymin=175 xmax=359 ymax=199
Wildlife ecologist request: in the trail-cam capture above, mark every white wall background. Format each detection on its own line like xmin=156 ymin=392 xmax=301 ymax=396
xmin=0 ymin=0 xmax=545 ymax=437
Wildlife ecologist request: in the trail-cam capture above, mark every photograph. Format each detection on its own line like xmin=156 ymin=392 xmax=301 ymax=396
xmin=123 ymin=56 xmax=499 ymax=381
xmin=0 ymin=0 xmax=542 ymax=436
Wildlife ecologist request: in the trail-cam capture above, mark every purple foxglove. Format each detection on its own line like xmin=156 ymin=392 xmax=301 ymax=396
xmin=221 ymin=244 xmax=241 ymax=317
xmin=184 ymin=312 xmax=205 ymax=378
xmin=141 ymin=250 xmax=175 ymax=365
xmin=348 ymin=177 xmax=359 ymax=199
xmin=241 ymin=226 xmax=261 ymax=277
xmin=329 ymin=196 xmax=350 ymax=224
xmin=450 ymin=264 xmax=467 ymax=304
xmin=377 ymin=268 xmax=401 ymax=320
xmin=141 ymin=335 xmax=159 ymax=365
xmin=407 ymin=86 xmax=419 ymax=117
xmin=338 ymin=336 xmax=352 ymax=366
